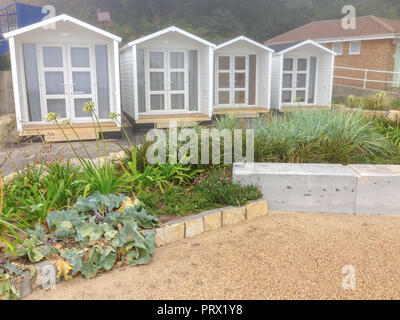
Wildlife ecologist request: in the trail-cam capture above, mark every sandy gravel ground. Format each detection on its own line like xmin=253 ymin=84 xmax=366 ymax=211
xmin=27 ymin=211 xmax=400 ymax=300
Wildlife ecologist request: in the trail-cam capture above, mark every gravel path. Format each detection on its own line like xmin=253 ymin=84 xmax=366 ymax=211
xmin=27 ymin=211 xmax=400 ymax=300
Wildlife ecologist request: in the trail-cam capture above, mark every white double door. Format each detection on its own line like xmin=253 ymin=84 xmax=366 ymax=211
xmin=217 ymin=55 xmax=248 ymax=106
xmin=281 ymin=57 xmax=309 ymax=103
xmin=146 ymin=50 xmax=188 ymax=113
xmin=39 ymin=43 xmax=96 ymax=121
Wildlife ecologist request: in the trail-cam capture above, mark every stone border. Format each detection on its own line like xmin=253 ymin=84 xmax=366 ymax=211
xmin=154 ymin=200 xmax=268 ymax=247
xmin=11 ymin=200 xmax=268 ymax=299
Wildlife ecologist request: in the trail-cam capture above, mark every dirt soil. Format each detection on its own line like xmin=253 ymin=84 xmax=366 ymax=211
xmin=27 ymin=211 xmax=400 ymax=300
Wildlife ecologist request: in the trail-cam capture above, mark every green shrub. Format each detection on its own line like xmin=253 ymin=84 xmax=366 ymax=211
xmin=193 ymin=170 xmax=262 ymax=207
xmin=137 ymin=186 xmax=214 ymax=216
xmin=389 ymin=98 xmax=400 ymax=110
xmin=372 ymin=116 xmax=400 ymax=148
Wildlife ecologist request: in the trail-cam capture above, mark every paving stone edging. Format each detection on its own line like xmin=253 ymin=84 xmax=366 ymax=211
xmin=12 ymin=200 xmax=268 ymax=299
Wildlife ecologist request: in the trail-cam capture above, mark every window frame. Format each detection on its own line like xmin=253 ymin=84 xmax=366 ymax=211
xmin=349 ymin=41 xmax=361 ymax=55
xmin=333 ymin=42 xmax=343 ymax=56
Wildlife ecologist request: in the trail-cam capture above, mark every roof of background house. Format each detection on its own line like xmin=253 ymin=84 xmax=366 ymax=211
xmin=265 ymin=15 xmax=400 ymax=45
xmin=267 ymin=41 xmax=302 ymax=53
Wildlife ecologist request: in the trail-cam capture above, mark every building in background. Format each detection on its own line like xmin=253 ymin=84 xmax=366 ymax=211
xmin=265 ymin=15 xmax=400 ymax=91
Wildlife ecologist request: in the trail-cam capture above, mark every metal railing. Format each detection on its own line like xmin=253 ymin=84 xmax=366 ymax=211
xmin=334 ymin=65 xmax=400 ymax=89
xmin=0 ymin=1 xmax=19 ymax=35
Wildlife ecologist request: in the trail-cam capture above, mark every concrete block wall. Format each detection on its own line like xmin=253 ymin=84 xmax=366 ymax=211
xmin=349 ymin=165 xmax=400 ymax=215
xmin=233 ymin=163 xmax=400 ymax=215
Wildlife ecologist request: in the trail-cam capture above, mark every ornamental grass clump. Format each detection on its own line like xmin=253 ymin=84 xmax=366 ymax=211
xmin=253 ymin=110 xmax=397 ymax=164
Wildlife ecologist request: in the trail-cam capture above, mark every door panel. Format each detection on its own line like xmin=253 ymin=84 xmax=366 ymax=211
xmin=43 ymin=47 xmax=63 ymax=68
xmin=233 ymin=56 xmax=247 ymax=106
xmin=168 ymin=51 xmax=187 ymax=112
xmin=217 ymin=55 xmax=248 ymax=106
xmin=45 ymin=72 xmax=65 ymax=95
xmin=147 ymin=50 xmax=188 ymax=113
xmin=171 ymin=94 xmax=185 ymax=110
xmin=150 ymin=94 xmax=165 ymax=111
xmin=41 ymin=45 xmax=69 ymax=119
xmin=38 ymin=43 xmax=103 ymax=121
xmin=281 ymin=57 xmax=309 ymax=103
xmin=72 ymin=72 xmax=92 ymax=94
xmin=150 ymin=72 xmax=165 ymax=91
xmin=47 ymin=99 xmax=67 ymax=118
xmin=149 ymin=51 xmax=167 ymax=112
xmin=71 ymin=48 xmax=90 ymax=68
xmin=217 ymin=56 xmax=231 ymax=105
xmin=68 ymin=45 xmax=96 ymax=119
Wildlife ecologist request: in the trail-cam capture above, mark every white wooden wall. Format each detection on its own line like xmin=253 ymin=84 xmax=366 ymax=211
xmin=120 ymin=46 xmax=135 ymax=120
xmin=270 ymin=54 xmax=283 ymax=110
xmin=316 ymin=53 xmax=334 ymax=107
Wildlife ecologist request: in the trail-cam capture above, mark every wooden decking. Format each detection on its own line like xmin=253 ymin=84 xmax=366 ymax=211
xmin=20 ymin=121 xmax=120 ymax=142
xmin=136 ymin=113 xmax=211 ymax=128
xmin=281 ymin=105 xmax=330 ymax=112
xmin=213 ymin=107 xmax=269 ymax=118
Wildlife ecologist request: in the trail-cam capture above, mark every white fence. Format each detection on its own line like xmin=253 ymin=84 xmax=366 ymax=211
xmin=334 ymin=65 xmax=400 ymax=90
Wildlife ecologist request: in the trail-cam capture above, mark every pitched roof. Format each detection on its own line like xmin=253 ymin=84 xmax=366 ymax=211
xmin=215 ymin=35 xmax=274 ymax=52
xmin=126 ymin=26 xmax=215 ymax=47
xmin=265 ymin=15 xmax=400 ymax=45
xmin=3 ymin=14 xmax=122 ymax=42
xmin=267 ymin=40 xmax=335 ymax=55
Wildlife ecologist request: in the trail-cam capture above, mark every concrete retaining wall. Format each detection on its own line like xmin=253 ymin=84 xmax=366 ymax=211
xmin=349 ymin=165 xmax=400 ymax=215
xmin=233 ymin=163 xmax=400 ymax=215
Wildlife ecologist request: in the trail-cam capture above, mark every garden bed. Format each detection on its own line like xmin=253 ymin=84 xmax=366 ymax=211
xmin=2 ymin=104 xmax=400 ymax=299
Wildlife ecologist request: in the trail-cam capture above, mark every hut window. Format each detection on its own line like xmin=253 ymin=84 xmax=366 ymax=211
xmin=188 ymin=50 xmax=198 ymax=111
xmin=23 ymin=43 xmax=42 ymax=121
xmin=308 ymin=57 xmax=317 ymax=103
xmin=137 ymin=49 xmax=146 ymax=113
xmin=95 ymin=45 xmax=110 ymax=119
